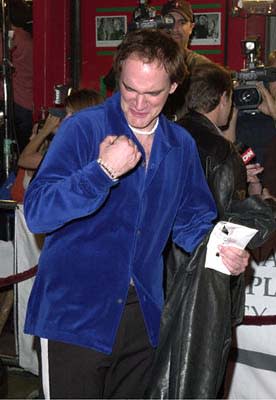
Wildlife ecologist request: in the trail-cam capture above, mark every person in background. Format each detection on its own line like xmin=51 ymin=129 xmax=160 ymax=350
xmin=97 ymin=17 xmax=113 ymax=41
xmin=207 ymin=17 xmax=219 ymax=39
xmin=232 ymin=50 xmax=276 ymax=166
xmin=243 ymin=68 xmax=276 ymax=199
xmin=64 ymin=87 xmax=103 ymax=116
xmin=194 ymin=14 xmax=208 ymax=39
xmin=161 ymin=0 xmax=209 ymax=69
xmin=262 ymin=135 xmax=276 ymax=209
xmin=223 ymin=50 xmax=276 ymax=197
xmin=110 ymin=17 xmax=125 ymax=41
xmin=146 ymin=62 xmax=275 ymax=399
xmin=161 ymin=0 xmax=211 ymax=120
xmin=23 ymin=29 xmax=248 ymax=399
xmin=0 ymin=0 xmax=33 ymax=154
xmin=178 ymin=62 xmax=273 ymax=226
xmin=11 ymin=88 xmax=103 ymax=203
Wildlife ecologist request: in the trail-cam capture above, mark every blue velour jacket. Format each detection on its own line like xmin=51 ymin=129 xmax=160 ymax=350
xmin=24 ymin=92 xmax=217 ymax=354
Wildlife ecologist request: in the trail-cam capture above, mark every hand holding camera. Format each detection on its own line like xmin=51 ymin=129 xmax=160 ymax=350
xmin=256 ymin=82 xmax=276 ymax=120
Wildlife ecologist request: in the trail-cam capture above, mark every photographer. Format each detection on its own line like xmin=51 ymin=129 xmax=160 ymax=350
xmin=223 ymin=51 xmax=276 ymax=197
xmin=262 ymin=135 xmax=276 ymax=205
xmin=146 ymin=62 xmax=275 ymax=399
xmin=0 ymin=0 xmax=33 ymax=154
xmin=161 ymin=0 xmax=211 ymax=120
xmin=235 ymin=50 xmax=276 ymax=166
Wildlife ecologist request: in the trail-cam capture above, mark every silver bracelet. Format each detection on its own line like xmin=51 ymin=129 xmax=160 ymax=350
xmin=97 ymin=158 xmax=118 ymax=180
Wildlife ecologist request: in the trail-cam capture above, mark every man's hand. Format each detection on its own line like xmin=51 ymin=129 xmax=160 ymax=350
xmin=257 ymin=83 xmax=276 ymax=119
xmin=43 ymin=114 xmax=61 ymax=133
xmin=262 ymin=187 xmax=276 ymax=202
xmin=246 ymin=163 xmax=263 ymax=195
xmin=98 ymin=135 xmax=142 ymax=178
xmin=218 ymin=245 xmax=250 ymax=275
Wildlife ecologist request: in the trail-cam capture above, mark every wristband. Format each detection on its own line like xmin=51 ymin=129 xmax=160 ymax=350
xmin=97 ymin=158 xmax=118 ymax=180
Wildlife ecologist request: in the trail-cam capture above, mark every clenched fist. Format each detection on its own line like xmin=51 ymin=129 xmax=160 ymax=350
xmin=98 ymin=135 xmax=142 ymax=178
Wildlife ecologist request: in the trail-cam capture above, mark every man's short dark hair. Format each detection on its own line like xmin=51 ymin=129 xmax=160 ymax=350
xmin=185 ymin=63 xmax=233 ymax=113
xmin=10 ymin=0 xmax=32 ymax=29
xmin=113 ymin=29 xmax=187 ymax=85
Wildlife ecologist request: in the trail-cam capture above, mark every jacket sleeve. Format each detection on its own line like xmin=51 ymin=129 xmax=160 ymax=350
xmin=24 ymin=115 xmax=118 ymax=234
xmin=207 ymin=150 xmax=276 ymax=248
xmin=171 ymin=139 xmax=217 ymax=253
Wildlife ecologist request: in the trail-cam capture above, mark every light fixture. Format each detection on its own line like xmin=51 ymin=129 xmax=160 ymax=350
xmin=234 ymin=0 xmax=276 ymax=15
xmin=241 ymin=38 xmax=261 ymax=67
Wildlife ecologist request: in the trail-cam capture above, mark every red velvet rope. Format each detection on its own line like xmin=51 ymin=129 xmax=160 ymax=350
xmin=0 ymin=266 xmax=37 ymax=288
xmin=243 ymin=315 xmax=276 ymax=325
xmin=1 ymin=267 xmax=276 ymax=326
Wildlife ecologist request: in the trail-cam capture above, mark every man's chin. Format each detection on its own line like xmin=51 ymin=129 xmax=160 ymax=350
xmin=128 ymin=118 xmax=150 ymax=130
xmin=171 ymin=34 xmax=182 ymax=43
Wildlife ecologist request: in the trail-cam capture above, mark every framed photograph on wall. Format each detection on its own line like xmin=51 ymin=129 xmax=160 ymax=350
xmin=191 ymin=12 xmax=221 ymax=45
xmin=96 ymin=16 xmax=127 ymax=47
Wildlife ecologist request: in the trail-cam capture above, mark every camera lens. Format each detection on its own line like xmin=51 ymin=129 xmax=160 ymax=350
xmin=233 ymin=86 xmax=261 ymax=110
xmin=239 ymin=88 xmax=259 ymax=104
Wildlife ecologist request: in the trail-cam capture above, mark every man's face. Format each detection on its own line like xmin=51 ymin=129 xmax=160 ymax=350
xmin=268 ymin=60 xmax=276 ymax=99
xmin=169 ymin=11 xmax=194 ymax=48
xmin=269 ymin=81 xmax=276 ymax=99
xmin=199 ymin=15 xmax=207 ymax=25
xmin=119 ymin=54 xmax=177 ymax=132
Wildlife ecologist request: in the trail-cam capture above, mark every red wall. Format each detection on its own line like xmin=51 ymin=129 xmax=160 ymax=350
xmin=226 ymin=3 xmax=266 ymax=70
xmin=33 ymin=0 xmax=71 ymax=120
xmin=32 ymin=0 xmax=266 ymax=118
xmin=80 ymin=0 xmax=229 ymax=94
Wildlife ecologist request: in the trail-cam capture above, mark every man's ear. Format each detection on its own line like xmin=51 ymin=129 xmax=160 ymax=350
xmin=221 ymin=90 xmax=229 ymax=106
xmin=189 ymin=22 xmax=195 ymax=35
xmin=221 ymin=91 xmax=229 ymax=106
xmin=170 ymin=82 xmax=178 ymax=94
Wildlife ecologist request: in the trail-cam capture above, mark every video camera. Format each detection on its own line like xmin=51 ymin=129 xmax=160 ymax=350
xmin=128 ymin=0 xmax=174 ymax=31
xmin=233 ymin=38 xmax=276 ymax=113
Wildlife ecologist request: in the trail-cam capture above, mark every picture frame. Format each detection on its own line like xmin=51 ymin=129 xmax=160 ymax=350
xmin=191 ymin=12 xmax=221 ymax=46
xmin=96 ymin=15 xmax=127 ymax=47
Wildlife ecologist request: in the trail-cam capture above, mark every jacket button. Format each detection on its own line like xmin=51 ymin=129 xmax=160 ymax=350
xmin=117 ymin=298 xmax=123 ymax=304
xmin=137 ymin=229 xmax=141 ymax=235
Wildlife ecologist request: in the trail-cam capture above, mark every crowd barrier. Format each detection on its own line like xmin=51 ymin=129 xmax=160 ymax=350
xmin=225 ymin=233 xmax=276 ymax=399
xmin=0 ymin=203 xmax=43 ymax=375
xmin=1 ymin=202 xmax=275 ymax=389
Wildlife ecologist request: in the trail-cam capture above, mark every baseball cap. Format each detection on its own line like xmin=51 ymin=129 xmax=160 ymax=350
xmin=161 ymin=0 xmax=194 ymax=22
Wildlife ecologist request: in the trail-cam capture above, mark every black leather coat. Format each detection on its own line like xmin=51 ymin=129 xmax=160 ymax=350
xmin=146 ymin=112 xmax=276 ymax=399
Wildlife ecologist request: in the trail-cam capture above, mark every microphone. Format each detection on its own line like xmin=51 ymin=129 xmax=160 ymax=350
xmin=241 ymin=147 xmax=256 ymax=165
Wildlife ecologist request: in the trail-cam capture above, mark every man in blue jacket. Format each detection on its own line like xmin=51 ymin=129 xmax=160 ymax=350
xmin=23 ymin=29 xmax=249 ymax=399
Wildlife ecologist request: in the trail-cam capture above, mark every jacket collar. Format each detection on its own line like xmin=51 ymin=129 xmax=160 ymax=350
xmin=105 ymin=92 xmax=179 ymax=188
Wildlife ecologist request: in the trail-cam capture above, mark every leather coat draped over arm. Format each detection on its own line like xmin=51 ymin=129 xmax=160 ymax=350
xmin=146 ymin=112 xmax=276 ymax=399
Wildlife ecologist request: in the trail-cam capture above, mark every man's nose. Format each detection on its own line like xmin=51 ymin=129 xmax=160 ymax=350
xmin=135 ymin=93 xmax=147 ymax=110
xmin=172 ymin=21 xmax=181 ymax=32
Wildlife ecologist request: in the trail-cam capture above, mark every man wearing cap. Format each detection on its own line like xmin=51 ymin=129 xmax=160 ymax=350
xmin=162 ymin=0 xmax=209 ymax=68
xmin=161 ymin=0 xmax=211 ymax=120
